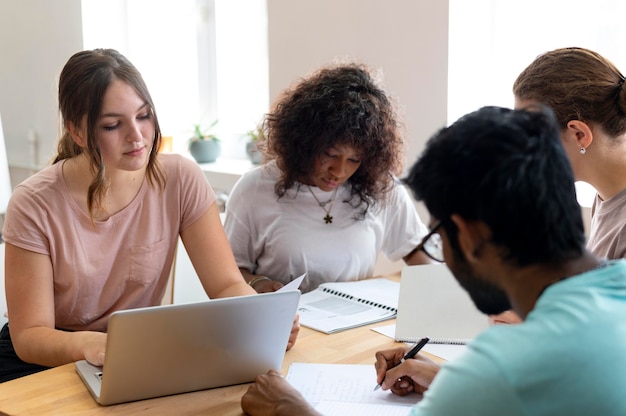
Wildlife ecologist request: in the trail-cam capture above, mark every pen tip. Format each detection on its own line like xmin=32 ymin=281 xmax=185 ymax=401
xmin=373 ymin=384 xmax=381 ymax=391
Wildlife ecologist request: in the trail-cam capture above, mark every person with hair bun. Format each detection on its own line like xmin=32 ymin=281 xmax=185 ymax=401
xmin=491 ymin=47 xmax=626 ymax=325
xmin=514 ymin=46 xmax=626 ymax=260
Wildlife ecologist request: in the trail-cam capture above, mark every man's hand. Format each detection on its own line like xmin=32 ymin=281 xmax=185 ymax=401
xmin=241 ymin=370 xmax=321 ymax=416
xmin=374 ymin=346 xmax=440 ymax=395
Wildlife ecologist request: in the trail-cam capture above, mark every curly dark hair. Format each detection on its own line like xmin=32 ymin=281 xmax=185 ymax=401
xmin=260 ymin=62 xmax=405 ymax=218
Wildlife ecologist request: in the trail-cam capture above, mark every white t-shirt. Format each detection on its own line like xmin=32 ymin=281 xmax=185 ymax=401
xmin=224 ymin=163 xmax=428 ymax=292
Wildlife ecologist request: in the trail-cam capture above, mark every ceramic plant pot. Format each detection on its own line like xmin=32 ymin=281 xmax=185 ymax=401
xmin=189 ymin=140 xmax=221 ymax=163
xmin=246 ymin=141 xmax=262 ymax=165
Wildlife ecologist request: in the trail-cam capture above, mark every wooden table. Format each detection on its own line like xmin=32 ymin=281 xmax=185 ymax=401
xmin=0 ymin=320 xmax=443 ymax=416
xmin=0 ymin=271 xmax=446 ymax=415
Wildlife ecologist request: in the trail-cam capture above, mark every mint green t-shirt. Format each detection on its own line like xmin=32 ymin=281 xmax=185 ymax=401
xmin=411 ymin=260 xmax=626 ymax=416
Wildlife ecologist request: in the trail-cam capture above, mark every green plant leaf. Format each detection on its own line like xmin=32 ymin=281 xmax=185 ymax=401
xmin=191 ymin=119 xmax=220 ymax=141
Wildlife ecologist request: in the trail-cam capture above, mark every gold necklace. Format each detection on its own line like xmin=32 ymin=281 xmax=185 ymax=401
xmin=306 ymin=185 xmax=338 ymax=224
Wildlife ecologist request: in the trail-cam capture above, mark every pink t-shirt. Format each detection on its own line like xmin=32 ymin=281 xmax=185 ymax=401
xmin=587 ymin=187 xmax=626 ymax=260
xmin=2 ymin=154 xmax=215 ymax=331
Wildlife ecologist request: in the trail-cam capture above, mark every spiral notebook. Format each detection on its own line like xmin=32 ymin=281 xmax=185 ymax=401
xmin=298 ymin=278 xmax=399 ymax=334
xmin=395 ymin=264 xmax=490 ymax=344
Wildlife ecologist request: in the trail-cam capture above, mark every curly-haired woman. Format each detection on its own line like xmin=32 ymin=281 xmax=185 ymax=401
xmin=224 ymin=63 xmax=432 ymax=293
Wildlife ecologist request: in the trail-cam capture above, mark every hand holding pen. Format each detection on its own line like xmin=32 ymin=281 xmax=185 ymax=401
xmin=374 ymin=337 xmax=431 ymax=392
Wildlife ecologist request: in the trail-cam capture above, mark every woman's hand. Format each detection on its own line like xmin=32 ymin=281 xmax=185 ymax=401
xmin=252 ymin=278 xmax=284 ymax=293
xmin=286 ymin=313 xmax=300 ymax=351
xmin=488 ymin=309 xmax=522 ymax=325
xmin=374 ymin=346 xmax=440 ymax=395
xmin=83 ymin=331 xmax=108 ymax=366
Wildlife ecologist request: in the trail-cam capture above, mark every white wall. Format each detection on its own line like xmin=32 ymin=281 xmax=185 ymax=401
xmin=0 ymin=0 xmax=448 ymax=238
xmin=0 ymin=113 xmax=11 ymax=215
xmin=0 ymin=0 xmax=83 ymax=175
xmin=1 ymin=1 xmax=447 ymax=190
xmin=267 ymin=0 xmax=449 ymax=171
xmin=0 ymin=244 xmax=7 ymax=325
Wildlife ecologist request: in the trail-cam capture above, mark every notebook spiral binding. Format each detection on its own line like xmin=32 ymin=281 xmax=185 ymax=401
xmin=396 ymin=336 xmax=468 ymax=345
xmin=320 ymin=287 xmax=397 ymax=312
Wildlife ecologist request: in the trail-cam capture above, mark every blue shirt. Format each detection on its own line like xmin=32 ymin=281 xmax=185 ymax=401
xmin=411 ymin=260 xmax=626 ymax=416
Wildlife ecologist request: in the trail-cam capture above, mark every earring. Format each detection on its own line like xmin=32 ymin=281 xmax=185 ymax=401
xmin=579 ymin=147 xmax=586 ymax=155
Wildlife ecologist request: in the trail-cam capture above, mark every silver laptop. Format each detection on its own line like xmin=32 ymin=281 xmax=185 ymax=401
xmin=75 ymin=290 xmax=300 ymax=405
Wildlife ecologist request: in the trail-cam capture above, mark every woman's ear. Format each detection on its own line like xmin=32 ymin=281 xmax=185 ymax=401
xmin=565 ymin=120 xmax=593 ymax=150
xmin=66 ymin=121 xmax=87 ymax=148
xmin=450 ymin=214 xmax=491 ymax=263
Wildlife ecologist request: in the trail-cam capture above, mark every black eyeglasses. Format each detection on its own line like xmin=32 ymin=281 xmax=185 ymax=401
xmin=416 ymin=220 xmax=444 ymax=263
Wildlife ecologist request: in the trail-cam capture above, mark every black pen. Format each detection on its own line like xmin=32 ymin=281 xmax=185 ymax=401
xmin=374 ymin=337 xmax=430 ymax=391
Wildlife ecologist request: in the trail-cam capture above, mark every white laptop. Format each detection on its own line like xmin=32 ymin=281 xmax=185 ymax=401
xmin=75 ymin=290 xmax=300 ymax=405
xmin=395 ymin=264 xmax=490 ymax=344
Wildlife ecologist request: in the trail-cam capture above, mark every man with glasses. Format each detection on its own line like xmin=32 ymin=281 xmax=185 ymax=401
xmin=413 ymin=220 xmax=444 ymax=263
xmin=241 ymin=106 xmax=626 ymax=416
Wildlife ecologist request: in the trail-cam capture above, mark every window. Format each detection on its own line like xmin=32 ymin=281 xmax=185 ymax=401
xmin=81 ymin=0 xmax=268 ymax=159
xmin=448 ymin=0 xmax=626 ymax=207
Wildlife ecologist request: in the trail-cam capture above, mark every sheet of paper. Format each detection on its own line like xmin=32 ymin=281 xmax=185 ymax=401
xmin=422 ymin=343 xmax=467 ymax=362
xmin=278 ymin=273 xmax=306 ymax=292
xmin=315 ymin=401 xmax=414 ymax=416
xmin=286 ymin=363 xmax=420 ymax=408
xmin=371 ymin=323 xmax=397 ymax=339
xmin=371 ymin=324 xmax=467 ymax=362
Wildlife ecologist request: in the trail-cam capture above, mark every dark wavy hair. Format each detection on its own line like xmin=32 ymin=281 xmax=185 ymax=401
xmin=54 ymin=48 xmax=165 ymax=220
xmin=260 ymin=62 xmax=404 ymax=218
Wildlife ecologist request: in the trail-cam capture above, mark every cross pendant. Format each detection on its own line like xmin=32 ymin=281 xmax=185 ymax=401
xmin=324 ymin=214 xmax=333 ymax=224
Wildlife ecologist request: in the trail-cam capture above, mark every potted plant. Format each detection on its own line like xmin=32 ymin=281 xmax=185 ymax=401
xmin=245 ymin=127 xmax=263 ymax=165
xmin=188 ymin=119 xmax=221 ymax=163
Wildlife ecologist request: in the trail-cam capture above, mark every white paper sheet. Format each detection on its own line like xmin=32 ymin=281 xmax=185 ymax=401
xmin=315 ymin=401 xmax=414 ymax=416
xmin=278 ymin=273 xmax=306 ymax=292
xmin=286 ymin=363 xmax=420 ymax=413
xmin=422 ymin=343 xmax=467 ymax=362
xmin=371 ymin=324 xmax=468 ymax=362
xmin=371 ymin=323 xmax=397 ymax=338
